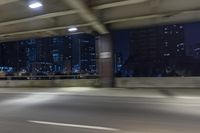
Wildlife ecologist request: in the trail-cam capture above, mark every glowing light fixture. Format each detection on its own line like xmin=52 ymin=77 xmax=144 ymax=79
xmin=29 ymin=2 xmax=43 ymax=9
xmin=68 ymin=27 xmax=78 ymax=32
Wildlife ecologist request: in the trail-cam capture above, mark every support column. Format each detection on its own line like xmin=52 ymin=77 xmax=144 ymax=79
xmin=97 ymin=34 xmax=114 ymax=87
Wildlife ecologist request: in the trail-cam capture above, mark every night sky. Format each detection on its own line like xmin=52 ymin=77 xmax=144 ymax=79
xmin=184 ymin=22 xmax=200 ymax=45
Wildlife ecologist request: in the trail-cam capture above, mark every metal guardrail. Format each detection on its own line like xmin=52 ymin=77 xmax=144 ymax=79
xmin=0 ymin=75 xmax=99 ymax=80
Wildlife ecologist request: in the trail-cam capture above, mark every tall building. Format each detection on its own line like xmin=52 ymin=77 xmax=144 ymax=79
xmin=129 ymin=24 xmax=185 ymax=76
xmin=23 ymin=38 xmax=52 ymax=74
xmin=0 ymin=43 xmax=16 ymax=72
xmin=160 ymin=25 xmax=185 ymax=59
xmin=114 ymin=53 xmax=123 ymax=73
xmin=23 ymin=36 xmax=73 ymax=74
xmin=79 ymin=34 xmax=96 ymax=74
xmin=51 ymin=36 xmax=72 ymax=73
xmin=0 ymin=41 xmax=27 ymax=72
xmin=187 ymin=43 xmax=200 ymax=59
xmin=68 ymin=34 xmax=96 ymax=74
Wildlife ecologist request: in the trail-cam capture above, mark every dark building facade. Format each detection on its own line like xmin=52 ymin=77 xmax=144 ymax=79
xmin=51 ymin=36 xmax=72 ymax=73
xmin=23 ymin=38 xmax=52 ymax=74
xmin=129 ymin=24 xmax=185 ymax=76
xmin=0 ymin=41 xmax=26 ymax=73
xmin=68 ymin=34 xmax=96 ymax=74
xmin=23 ymin=36 xmax=73 ymax=74
xmin=114 ymin=52 xmax=123 ymax=73
xmin=79 ymin=34 xmax=96 ymax=74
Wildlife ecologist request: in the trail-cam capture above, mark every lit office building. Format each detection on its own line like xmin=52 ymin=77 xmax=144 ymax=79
xmin=129 ymin=24 xmax=185 ymax=76
xmin=79 ymin=34 xmax=96 ymax=74
xmin=114 ymin=52 xmax=123 ymax=73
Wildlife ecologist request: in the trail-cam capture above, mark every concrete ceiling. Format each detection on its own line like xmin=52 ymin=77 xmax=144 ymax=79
xmin=0 ymin=0 xmax=200 ymax=41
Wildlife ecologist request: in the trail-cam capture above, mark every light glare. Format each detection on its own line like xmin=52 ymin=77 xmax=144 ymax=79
xmin=29 ymin=2 xmax=43 ymax=9
xmin=68 ymin=27 xmax=78 ymax=32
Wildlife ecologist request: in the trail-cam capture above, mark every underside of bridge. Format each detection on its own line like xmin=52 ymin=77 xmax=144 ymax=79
xmin=0 ymin=0 xmax=199 ymax=41
xmin=0 ymin=0 xmax=200 ymax=87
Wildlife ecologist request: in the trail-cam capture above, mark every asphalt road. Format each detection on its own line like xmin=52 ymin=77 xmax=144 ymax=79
xmin=0 ymin=91 xmax=200 ymax=133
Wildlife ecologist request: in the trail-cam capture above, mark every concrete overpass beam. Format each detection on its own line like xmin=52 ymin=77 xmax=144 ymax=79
xmin=63 ymin=0 xmax=109 ymax=34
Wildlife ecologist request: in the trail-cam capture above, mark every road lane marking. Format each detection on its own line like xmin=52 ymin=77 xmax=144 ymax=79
xmin=28 ymin=120 xmax=120 ymax=132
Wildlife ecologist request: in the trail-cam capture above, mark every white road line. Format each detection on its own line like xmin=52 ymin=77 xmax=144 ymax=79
xmin=28 ymin=120 xmax=120 ymax=132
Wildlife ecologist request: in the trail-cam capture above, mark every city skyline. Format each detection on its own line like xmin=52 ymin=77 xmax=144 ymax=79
xmin=0 ymin=34 xmax=96 ymax=75
xmin=1 ymin=21 xmax=200 ymax=76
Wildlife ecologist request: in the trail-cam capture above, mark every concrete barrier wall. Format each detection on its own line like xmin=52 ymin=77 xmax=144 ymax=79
xmin=115 ymin=77 xmax=200 ymax=88
xmin=1 ymin=77 xmax=200 ymax=88
xmin=0 ymin=79 xmax=99 ymax=88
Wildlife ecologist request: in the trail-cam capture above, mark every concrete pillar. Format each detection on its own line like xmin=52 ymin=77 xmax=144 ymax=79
xmin=97 ymin=34 xmax=114 ymax=87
